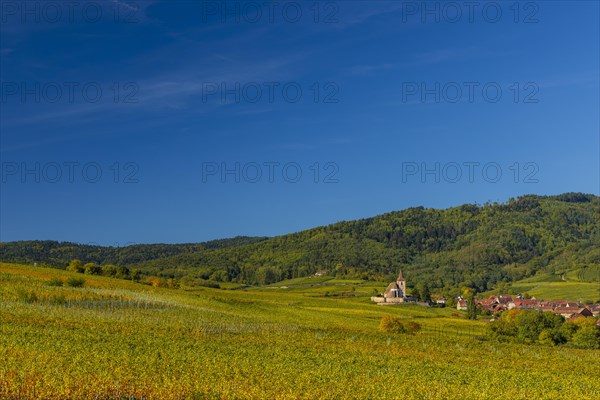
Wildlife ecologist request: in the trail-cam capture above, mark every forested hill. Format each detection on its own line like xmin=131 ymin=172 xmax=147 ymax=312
xmin=0 ymin=236 xmax=268 ymax=267
xmin=1 ymin=193 xmax=598 ymax=292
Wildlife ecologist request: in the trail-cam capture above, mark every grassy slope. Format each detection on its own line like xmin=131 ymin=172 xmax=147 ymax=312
xmin=1 ymin=263 xmax=599 ymax=399
xmin=496 ymin=272 xmax=600 ymax=301
xmin=510 ymin=281 xmax=599 ymax=301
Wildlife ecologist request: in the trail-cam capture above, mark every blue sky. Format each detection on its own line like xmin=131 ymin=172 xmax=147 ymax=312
xmin=1 ymin=0 xmax=598 ymax=245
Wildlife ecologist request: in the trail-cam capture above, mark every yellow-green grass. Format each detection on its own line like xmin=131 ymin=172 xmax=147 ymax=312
xmin=1 ymin=263 xmax=599 ymax=399
xmin=565 ymin=266 xmax=600 ymax=283
xmin=508 ymin=275 xmax=600 ymax=301
xmin=264 ymin=275 xmax=388 ymax=297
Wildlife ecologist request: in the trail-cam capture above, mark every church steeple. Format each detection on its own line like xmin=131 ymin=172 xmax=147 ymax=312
xmin=397 ymin=270 xmax=406 ymax=295
xmin=397 ymin=270 xmax=405 ymax=281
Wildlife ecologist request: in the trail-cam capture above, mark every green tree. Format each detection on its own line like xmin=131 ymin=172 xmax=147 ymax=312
xmin=66 ymin=259 xmax=84 ymax=273
xmin=570 ymin=318 xmax=600 ymax=349
xmin=256 ymin=267 xmax=277 ymax=285
xmin=115 ymin=266 xmax=130 ymax=279
xmin=417 ymin=282 xmax=431 ymax=302
xmin=516 ymin=310 xmax=563 ymax=344
xmin=102 ymin=264 xmax=118 ymax=277
xmin=210 ymin=270 xmax=229 ymax=282
xmin=411 ymin=286 xmax=420 ymax=300
xmin=558 ymin=320 xmax=578 ymax=342
xmin=84 ymin=263 xmax=101 ymax=275
xmin=538 ymin=329 xmax=556 ymax=346
xmin=467 ymin=292 xmax=477 ymax=320
xmin=131 ymin=269 xmax=142 ymax=282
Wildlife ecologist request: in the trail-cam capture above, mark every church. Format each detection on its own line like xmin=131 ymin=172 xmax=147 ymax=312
xmin=371 ymin=270 xmax=412 ymax=304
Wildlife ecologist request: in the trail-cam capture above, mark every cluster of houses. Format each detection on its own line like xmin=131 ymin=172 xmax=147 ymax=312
xmin=371 ymin=272 xmax=600 ymax=325
xmin=456 ymin=294 xmax=600 ymax=321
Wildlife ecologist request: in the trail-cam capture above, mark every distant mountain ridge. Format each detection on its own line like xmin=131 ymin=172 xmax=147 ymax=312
xmin=1 ymin=193 xmax=598 ymax=293
xmin=0 ymin=236 xmax=269 ymax=266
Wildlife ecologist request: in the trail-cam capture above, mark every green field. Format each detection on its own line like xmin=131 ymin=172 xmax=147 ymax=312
xmin=565 ymin=265 xmax=600 ymax=284
xmin=1 ymin=263 xmax=599 ymax=399
xmin=505 ymin=273 xmax=600 ymax=302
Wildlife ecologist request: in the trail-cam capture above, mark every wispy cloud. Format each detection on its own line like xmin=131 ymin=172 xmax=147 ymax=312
xmin=1 ymin=36 xmax=314 ymax=151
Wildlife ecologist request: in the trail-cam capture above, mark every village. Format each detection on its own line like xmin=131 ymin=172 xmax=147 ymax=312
xmin=458 ymin=294 xmax=600 ymax=322
xmin=372 ymin=271 xmax=600 ymax=324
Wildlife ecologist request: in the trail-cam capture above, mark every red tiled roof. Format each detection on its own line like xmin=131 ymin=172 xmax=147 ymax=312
xmin=552 ymin=307 xmax=584 ymax=314
xmin=521 ymin=299 xmax=539 ymax=305
xmin=497 ymin=295 xmax=514 ymax=304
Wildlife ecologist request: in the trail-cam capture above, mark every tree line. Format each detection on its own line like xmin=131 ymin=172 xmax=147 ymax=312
xmin=488 ymin=309 xmax=599 ymax=349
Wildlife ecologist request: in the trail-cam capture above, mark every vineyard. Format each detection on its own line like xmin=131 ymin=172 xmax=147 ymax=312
xmin=1 ymin=263 xmax=599 ymax=399
xmin=569 ymin=265 xmax=600 ymax=283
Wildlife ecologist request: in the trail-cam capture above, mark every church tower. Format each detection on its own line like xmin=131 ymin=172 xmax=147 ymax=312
xmin=397 ymin=270 xmax=406 ymax=296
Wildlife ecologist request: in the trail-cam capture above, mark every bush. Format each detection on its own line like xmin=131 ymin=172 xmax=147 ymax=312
xmin=84 ymin=263 xmax=102 ymax=275
xmin=142 ymin=276 xmax=183 ymax=288
xmin=143 ymin=276 xmax=162 ymax=287
xmin=65 ymin=277 xmax=85 ymax=288
xmin=66 ymin=259 xmax=84 ymax=273
xmin=165 ymin=278 xmax=180 ymax=289
xmin=47 ymin=277 xmax=64 ymax=287
xmin=101 ymin=265 xmax=118 ymax=277
xmin=115 ymin=266 xmax=131 ymax=279
xmin=379 ymin=315 xmax=406 ymax=334
xmin=131 ymin=269 xmax=142 ymax=282
xmin=406 ymin=321 xmax=422 ymax=335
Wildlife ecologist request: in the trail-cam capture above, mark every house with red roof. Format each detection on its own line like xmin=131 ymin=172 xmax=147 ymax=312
xmin=553 ymin=307 xmax=593 ymax=319
xmin=456 ymin=299 xmax=468 ymax=311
